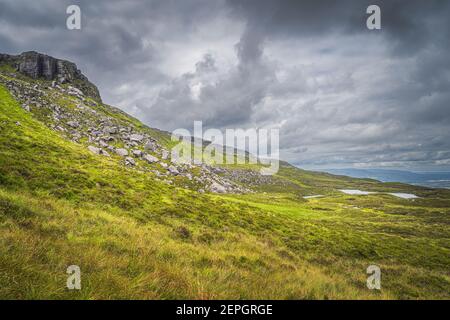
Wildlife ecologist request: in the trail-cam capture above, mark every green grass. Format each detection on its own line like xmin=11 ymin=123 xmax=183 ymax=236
xmin=1 ymin=83 xmax=449 ymax=299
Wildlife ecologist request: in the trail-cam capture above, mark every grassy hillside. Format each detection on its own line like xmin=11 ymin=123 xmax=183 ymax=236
xmin=1 ymin=82 xmax=450 ymax=299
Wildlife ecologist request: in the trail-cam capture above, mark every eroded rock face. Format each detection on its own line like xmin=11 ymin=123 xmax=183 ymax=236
xmin=0 ymin=51 xmax=101 ymax=102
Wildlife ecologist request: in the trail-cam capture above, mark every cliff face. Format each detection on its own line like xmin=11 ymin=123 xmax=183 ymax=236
xmin=0 ymin=51 xmax=101 ymax=102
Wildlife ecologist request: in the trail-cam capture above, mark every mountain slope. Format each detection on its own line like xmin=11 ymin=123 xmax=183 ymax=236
xmin=1 ymin=53 xmax=449 ymax=299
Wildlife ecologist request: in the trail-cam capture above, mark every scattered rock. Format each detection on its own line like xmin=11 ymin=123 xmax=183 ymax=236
xmin=161 ymin=149 xmax=169 ymax=160
xmin=143 ymin=154 xmax=158 ymax=163
xmin=130 ymin=134 xmax=144 ymax=142
xmin=132 ymin=149 xmax=143 ymax=157
xmin=103 ymin=126 xmax=117 ymax=134
xmin=125 ymin=157 xmax=136 ymax=166
xmin=99 ymin=140 xmax=109 ymax=148
xmin=168 ymin=165 xmax=180 ymax=175
xmin=144 ymin=141 xmax=156 ymax=151
xmin=67 ymin=121 xmax=79 ymax=128
xmin=160 ymin=162 xmax=168 ymax=168
xmin=210 ymin=181 xmax=227 ymax=193
xmin=101 ymin=150 xmax=110 ymax=157
xmin=115 ymin=148 xmax=129 ymax=157
xmin=87 ymin=145 xmax=101 ymax=154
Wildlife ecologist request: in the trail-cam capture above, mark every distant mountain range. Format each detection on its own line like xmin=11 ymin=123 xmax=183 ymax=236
xmin=324 ymin=168 xmax=450 ymax=189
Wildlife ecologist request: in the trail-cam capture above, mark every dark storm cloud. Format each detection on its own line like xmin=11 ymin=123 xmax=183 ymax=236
xmin=0 ymin=0 xmax=449 ymax=170
xmin=227 ymin=0 xmax=450 ymax=53
xmin=222 ymin=0 xmax=450 ymax=170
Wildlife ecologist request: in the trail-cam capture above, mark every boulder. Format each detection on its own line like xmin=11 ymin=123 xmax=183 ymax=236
xmin=68 ymin=86 xmax=84 ymax=97
xmin=125 ymin=157 xmax=136 ymax=166
xmin=103 ymin=126 xmax=117 ymax=134
xmin=143 ymin=154 xmax=158 ymax=163
xmin=132 ymin=149 xmax=143 ymax=157
xmin=144 ymin=141 xmax=156 ymax=151
xmin=115 ymin=148 xmax=129 ymax=157
xmin=130 ymin=134 xmax=144 ymax=142
xmin=101 ymin=150 xmax=110 ymax=157
xmin=168 ymin=165 xmax=180 ymax=175
xmin=67 ymin=121 xmax=79 ymax=128
xmin=87 ymin=145 xmax=101 ymax=155
xmin=99 ymin=140 xmax=109 ymax=148
xmin=210 ymin=182 xmax=227 ymax=193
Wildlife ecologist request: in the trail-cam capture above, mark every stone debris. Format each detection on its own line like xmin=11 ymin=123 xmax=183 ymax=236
xmin=125 ymin=157 xmax=136 ymax=166
xmin=143 ymin=154 xmax=158 ymax=163
xmin=130 ymin=134 xmax=144 ymax=142
xmin=132 ymin=149 xmax=143 ymax=157
xmin=115 ymin=148 xmax=129 ymax=157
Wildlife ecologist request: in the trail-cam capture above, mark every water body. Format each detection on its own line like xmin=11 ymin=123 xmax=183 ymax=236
xmin=339 ymin=189 xmax=374 ymax=195
xmin=339 ymin=189 xmax=418 ymax=199
xmin=388 ymin=193 xmax=418 ymax=199
xmin=303 ymin=195 xmax=324 ymax=199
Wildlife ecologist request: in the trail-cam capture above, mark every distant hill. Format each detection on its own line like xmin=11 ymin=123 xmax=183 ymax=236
xmin=324 ymin=168 xmax=450 ymax=189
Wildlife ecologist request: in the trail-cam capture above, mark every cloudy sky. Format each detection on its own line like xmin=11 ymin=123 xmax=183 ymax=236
xmin=1 ymin=0 xmax=450 ymax=171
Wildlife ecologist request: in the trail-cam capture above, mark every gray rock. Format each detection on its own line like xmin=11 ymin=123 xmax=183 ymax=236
xmin=130 ymin=134 xmax=144 ymax=142
xmin=2 ymin=51 xmax=102 ymax=102
xmin=210 ymin=182 xmax=227 ymax=193
xmin=161 ymin=149 xmax=169 ymax=160
xmin=132 ymin=149 xmax=143 ymax=157
xmin=144 ymin=141 xmax=156 ymax=151
xmin=67 ymin=121 xmax=79 ymax=128
xmin=115 ymin=148 xmax=129 ymax=157
xmin=168 ymin=165 xmax=180 ymax=175
xmin=103 ymin=126 xmax=117 ymax=134
xmin=87 ymin=145 xmax=101 ymax=155
xmin=125 ymin=157 xmax=136 ymax=166
xmin=68 ymin=86 xmax=84 ymax=97
xmin=101 ymin=150 xmax=110 ymax=157
xmin=143 ymin=154 xmax=158 ymax=163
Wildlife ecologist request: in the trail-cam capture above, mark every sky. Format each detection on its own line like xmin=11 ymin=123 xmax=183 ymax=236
xmin=1 ymin=0 xmax=450 ymax=171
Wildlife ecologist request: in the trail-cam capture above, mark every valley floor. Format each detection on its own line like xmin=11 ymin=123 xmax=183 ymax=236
xmin=1 ymin=187 xmax=449 ymax=299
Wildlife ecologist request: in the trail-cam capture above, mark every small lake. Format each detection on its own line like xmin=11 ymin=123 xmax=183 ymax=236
xmin=303 ymin=195 xmax=324 ymax=199
xmin=388 ymin=193 xmax=418 ymax=199
xmin=339 ymin=189 xmax=374 ymax=195
xmin=339 ymin=189 xmax=418 ymax=199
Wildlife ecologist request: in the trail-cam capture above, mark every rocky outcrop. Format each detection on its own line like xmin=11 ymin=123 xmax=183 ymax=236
xmin=0 ymin=51 xmax=101 ymax=102
xmin=0 ymin=56 xmax=252 ymax=195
